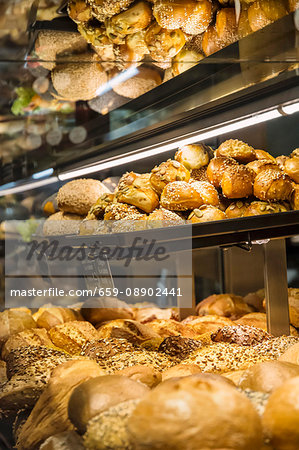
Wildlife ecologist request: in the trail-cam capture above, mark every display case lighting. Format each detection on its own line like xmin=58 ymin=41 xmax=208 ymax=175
xmin=0 ymin=176 xmax=59 ymax=196
xmin=280 ymin=101 xmax=299 ymax=115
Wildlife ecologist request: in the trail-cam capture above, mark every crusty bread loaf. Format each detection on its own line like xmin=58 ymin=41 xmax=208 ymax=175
xmin=145 ymin=319 xmax=200 ymax=339
xmin=134 ymin=307 xmax=179 ymax=324
xmin=33 ymin=307 xmax=83 ymax=330
xmin=0 ymin=310 xmax=37 ymax=346
xmin=48 ymin=321 xmax=99 ymax=355
xmin=115 ymin=365 xmax=162 ymax=388
xmin=97 ymin=319 xmax=160 ymax=345
xmin=158 ymin=335 xmax=203 ymax=359
xmin=279 ymin=342 xmax=299 ymax=365
xmin=1 ymin=328 xmax=56 ymax=360
xmin=162 ymin=363 xmax=202 ymax=381
xmin=183 ymin=315 xmax=235 ymax=335
xmin=196 ymin=293 xmax=254 ymax=319
xmin=211 ymin=325 xmax=272 ymax=346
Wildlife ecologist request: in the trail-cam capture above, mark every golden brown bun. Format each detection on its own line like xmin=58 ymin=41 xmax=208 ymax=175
xmin=145 ymin=22 xmax=186 ymax=63
xmin=225 ymin=200 xmax=250 ymax=218
xmin=248 ymin=0 xmax=288 ymax=32
xmin=134 ymin=307 xmax=179 ymax=324
xmin=216 ymin=139 xmax=256 ymax=163
xmin=206 ymin=156 xmax=238 ymax=188
xmin=1 ymin=328 xmax=56 ymax=360
xmin=172 ymin=47 xmax=204 ymax=75
xmin=57 ymin=179 xmax=110 ymax=216
xmin=244 ymin=200 xmax=288 ymax=216
xmin=115 ymin=365 xmax=162 ymax=388
xmin=175 ymin=144 xmax=213 ymax=170
xmin=43 ymin=211 xmax=83 ymax=236
xmin=290 ymin=183 xmax=299 ymax=210
xmin=190 ymin=181 xmax=220 ymax=206
xmin=128 ymin=375 xmax=263 ymax=449
xmin=145 ymin=319 xmax=200 ymax=339
xmin=147 ymin=208 xmax=185 ymax=227
xmin=215 ymin=8 xmax=238 ymax=43
xmin=202 ymin=24 xmax=224 ymax=56
xmin=160 ymin=181 xmax=203 ymax=210
xmin=238 ymin=360 xmax=299 ymax=393
xmin=262 ymin=376 xmax=299 ymax=450
xmin=289 ymin=288 xmax=299 ymax=327
xmin=104 ymin=202 xmax=145 ymax=220
xmin=16 ymin=360 xmax=104 ymax=450
xmin=33 ymin=307 xmax=82 ymax=330
xmin=253 ymin=169 xmax=294 ymax=202
xmin=112 ymin=66 xmax=162 ymax=99
xmin=48 ymin=321 xmax=99 ymax=355
xmin=150 ymin=159 xmax=190 ymax=195
xmin=235 ymin=312 xmax=299 ymax=337
xmin=196 ymin=293 xmax=254 ymax=319
xmin=279 ymin=342 xmax=299 ymax=365
xmin=211 ymin=324 xmax=272 ymax=346
xmin=0 ymin=310 xmax=37 ymax=346
xmin=116 ymin=173 xmax=159 ymax=213
xmin=97 ymin=319 xmax=161 ymax=344
xmin=158 ymin=335 xmax=203 ymax=358
xmin=86 ymin=193 xmax=115 ymax=220
xmin=89 ymin=0 xmax=134 ymax=21
xmin=246 ymin=159 xmax=280 ymax=177
xmin=39 ymin=431 xmax=85 ymax=450
xmin=244 ymin=288 xmax=265 ymax=311
xmin=80 ymin=338 xmax=136 ymax=363
xmin=190 ymin=166 xmax=209 ymax=182
xmin=162 ymin=363 xmax=202 ymax=380
xmin=255 ymin=149 xmax=276 ymax=161
xmin=188 ymin=205 xmax=226 ymax=222
xmin=183 ymin=315 xmax=235 ymax=334
xmin=221 ymin=165 xmax=254 ymax=199
xmin=284 ymin=157 xmax=299 ymax=183
xmin=68 ymin=374 xmax=149 ymax=434
xmin=81 ymin=297 xmax=134 ymax=325
xmin=52 ymin=54 xmax=108 ymax=102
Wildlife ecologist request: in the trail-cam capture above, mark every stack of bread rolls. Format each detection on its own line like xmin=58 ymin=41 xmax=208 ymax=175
xmin=1 ymin=286 xmax=299 ymax=448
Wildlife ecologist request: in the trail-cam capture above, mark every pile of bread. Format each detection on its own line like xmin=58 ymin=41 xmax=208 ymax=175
xmin=43 ymin=139 xmax=299 ymax=236
xmin=0 ymin=288 xmax=299 ymax=449
xmin=34 ymin=0 xmax=298 ymax=103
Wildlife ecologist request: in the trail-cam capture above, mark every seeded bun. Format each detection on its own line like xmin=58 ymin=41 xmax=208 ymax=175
xmin=68 ymin=375 xmax=150 ymax=434
xmin=57 ymin=179 xmax=110 ymax=215
xmin=128 ymin=375 xmax=263 ymax=449
xmin=43 ymin=211 xmax=83 ymax=236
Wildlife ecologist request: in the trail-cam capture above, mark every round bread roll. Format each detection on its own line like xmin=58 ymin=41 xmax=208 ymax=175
xmin=279 ymin=342 xmax=299 ymax=365
xmin=1 ymin=328 xmax=56 ymax=360
xmin=160 ymin=181 xmax=203 ymax=210
xmin=216 ymin=139 xmax=256 ymax=163
xmin=175 ymin=144 xmax=213 ymax=170
xmin=158 ymin=335 xmax=203 ymax=359
xmin=0 ymin=310 xmax=37 ymax=346
xmin=162 ymin=363 xmax=202 ymax=380
xmin=127 ymin=375 xmax=263 ymax=449
xmin=112 ymin=66 xmax=161 ymax=99
xmin=81 ymin=297 xmax=134 ymax=325
xmin=172 ymin=47 xmax=204 ymax=76
xmin=116 ymin=174 xmax=159 ymax=213
xmin=97 ymin=319 xmax=161 ymax=344
xmin=221 ymin=165 xmax=254 ymax=198
xmin=253 ymin=169 xmax=294 ymax=202
xmin=43 ymin=211 xmax=83 ymax=235
xmin=211 ymin=325 xmax=272 ymax=346
xmin=183 ymin=315 xmax=235 ymax=334
xmin=225 ymin=200 xmax=250 ymax=218
xmin=284 ymin=157 xmax=299 ymax=183
xmin=51 ymin=54 xmax=108 ymax=101
xmin=39 ymin=431 xmax=85 ymax=450
xmin=255 ymin=149 xmax=276 ymax=161
xmin=248 ymin=0 xmax=288 ymax=32
xmin=68 ymin=375 xmax=150 ymax=434
xmin=244 ymin=200 xmax=288 ymax=216
xmin=145 ymin=22 xmax=186 ymax=62
xmin=188 ymin=205 xmax=226 ymax=222
xmin=104 ymin=202 xmax=145 ymax=220
xmin=57 ymin=179 xmax=110 ymax=216
xmin=33 ymin=306 xmax=82 ymax=330
xmin=115 ymin=365 xmax=162 ymax=388
xmin=150 ymin=160 xmax=190 ymax=194
xmin=238 ymin=360 xmax=299 ymax=393
xmin=196 ymin=293 xmax=254 ymax=319
xmin=246 ymin=159 xmax=280 ymax=178
xmin=262 ymin=376 xmax=299 ymax=450
xmin=147 ymin=208 xmax=185 ymax=227
xmin=290 ymin=183 xmax=299 ymax=210
xmin=89 ymin=0 xmax=134 ymax=21
xmin=190 ymin=181 xmax=220 ymax=206
xmin=206 ymin=156 xmax=238 ymax=188
xmin=48 ymin=320 xmax=99 ymax=355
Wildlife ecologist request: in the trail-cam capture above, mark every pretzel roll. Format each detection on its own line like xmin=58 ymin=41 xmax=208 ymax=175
xmin=191 ymin=181 xmax=220 ymax=206
xmin=202 ymin=25 xmax=223 ymax=56
xmin=284 ymin=157 xmax=299 ymax=184
xmin=215 ymin=8 xmax=238 ymax=43
xmin=206 ymin=157 xmax=238 ymax=188
xmin=90 ymin=0 xmax=135 ymax=21
xmin=188 ymin=205 xmax=226 ymax=222
xmin=68 ymin=0 xmax=93 ymax=23
xmin=175 ymin=144 xmax=213 ymax=170
xmin=147 ymin=208 xmax=185 ymax=227
xmin=190 ymin=167 xmax=209 ymax=182
xmin=145 ymin=22 xmax=186 ymax=62
xmin=253 ymin=169 xmax=294 ymax=202
xmin=112 ymin=66 xmax=162 ymax=98
xmin=225 ymin=200 xmax=250 ymax=218
xmin=105 ymin=1 xmax=152 ymax=44
xmin=116 ymin=181 xmax=159 ymax=213
xmin=248 ymin=0 xmax=288 ymax=32
xmin=246 ymin=159 xmax=280 ymax=178
xmin=150 ymin=160 xmax=191 ymax=194
xmin=172 ymin=48 xmax=204 ymax=76
xmin=160 ymin=181 xmax=203 ymax=210
xmin=216 ymin=139 xmax=256 ymax=163
xmin=255 ymin=149 xmax=276 ymax=162
xmin=244 ymin=201 xmax=289 ymax=216
xmin=291 ymin=184 xmax=299 ymax=210
xmin=104 ymin=202 xmax=146 ymax=220
xmin=221 ymin=165 xmax=254 ymax=199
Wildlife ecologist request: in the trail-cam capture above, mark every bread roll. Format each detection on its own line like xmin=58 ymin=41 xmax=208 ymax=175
xmin=172 ymin=48 xmax=204 ymax=75
xmin=127 ymin=375 xmax=263 ymax=449
xmin=68 ymin=374 xmax=149 ymax=434
xmin=0 ymin=310 xmax=37 ymax=346
xmin=146 ymin=319 xmax=200 ymax=339
xmin=221 ymin=165 xmax=254 ymax=199
xmin=81 ymin=297 xmax=134 ymax=325
xmin=183 ymin=315 xmax=235 ymax=334
xmin=162 ymin=363 xmax=202 ymax=380
xmin=43 ymin=211 xmax=83 ymax=236
xmin=57 ymin=179 xmax=110 ymax=216
xmin=1 ymin=328 xmax=56 ymax=360
xmin=216 ymin=139 xmax=256 ymax=163
xmin=175 ymin=144 xmax=213 ymax=170
xmin=112 ymin=66 xmax=162 ymax=99
xmin=284 ymin=157 xmax=299 ymax=183
xmin=244 ymin=200 xmax=288 ymax=216
xmin=253 ymin=169 xmax=293 ymax=202
xmin=115 ymin=365 xmax=162 ymax=388
xmin=202 ymin=24 xmax=224 ymax=56
xmin=86 ymin=193 xmax=115 ymax=220
xmin=255 ymin=149 xmax=276 ymax=161
xmin=150 ymin=160 xmax=191 ymax=194
xmin=188 ymin=205 xmax=226 ymax=222
xmin=196 ymin=293 xmax=254 ymax=319
xmin=104 ymin=202 xmax=145 ymax=220
xmin=160 ymin=181 xmax=203 ymax=210
xmin=16 ymin=360 xmax=104 ymax=450
xmin=206 ymin=156 xmax=238 ymax=188
xmin=225 ymin=200 xmax=250 ymax=218
xmin=116 ymin=175 xmax=159 ymax=213
xmin=262 ymin=376 xmax=299 ymax=450
xmin=33 ymin=307 xmax=82 ymax=330
xmin=158 ymin=335 xmax=203 ymax=358
xmin=39 ymin=431 xmax=85 ymax=450
xmin=190 ymin=181 xmax=220 ymax=206
xmin=279 ymin=342 xmax=299 ymax=365
xmin=48 ymin=321 xmax=99 ymax=355
xmin=235 ymin=312 xmax=299 ymax=337
xmin=147 ymin=208 xmax=185 ymax=227
xmin=288 ymin=0 xmax=299 ymax=12
xmin=97 ymin=319 xmax=161 ymax=344
xmin=246 ymin=159 xmax=280 ymax=177
xmin=211 ymin=324 xmax=272 ymax=346
xmin=223 ymin=369 xmax=246 ymax=385
xmin=80 ymin=338 xmax=136 ymax=363
xmin=290 ymin=183 xmax=299 ymax=210
xmin=248 ymin=0 xmax=288 ymax=32
xmin=134 ymin=307 xmax=179 ymax=323
xmin=215 ymin=8 xmax=238 ymax=44
xmin=238 ymin=360 xmax=299 ymax=393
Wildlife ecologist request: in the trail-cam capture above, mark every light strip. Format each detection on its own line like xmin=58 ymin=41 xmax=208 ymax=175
xmin=59 ymin=108 xmax=281 ymax=180
xmin=280 ymin=101 xmax=299 ymax=115
xmin=0 ymin=176 xmax=59 ymax=196
xmin=32 ymin=168 xmax=54 ymax=180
